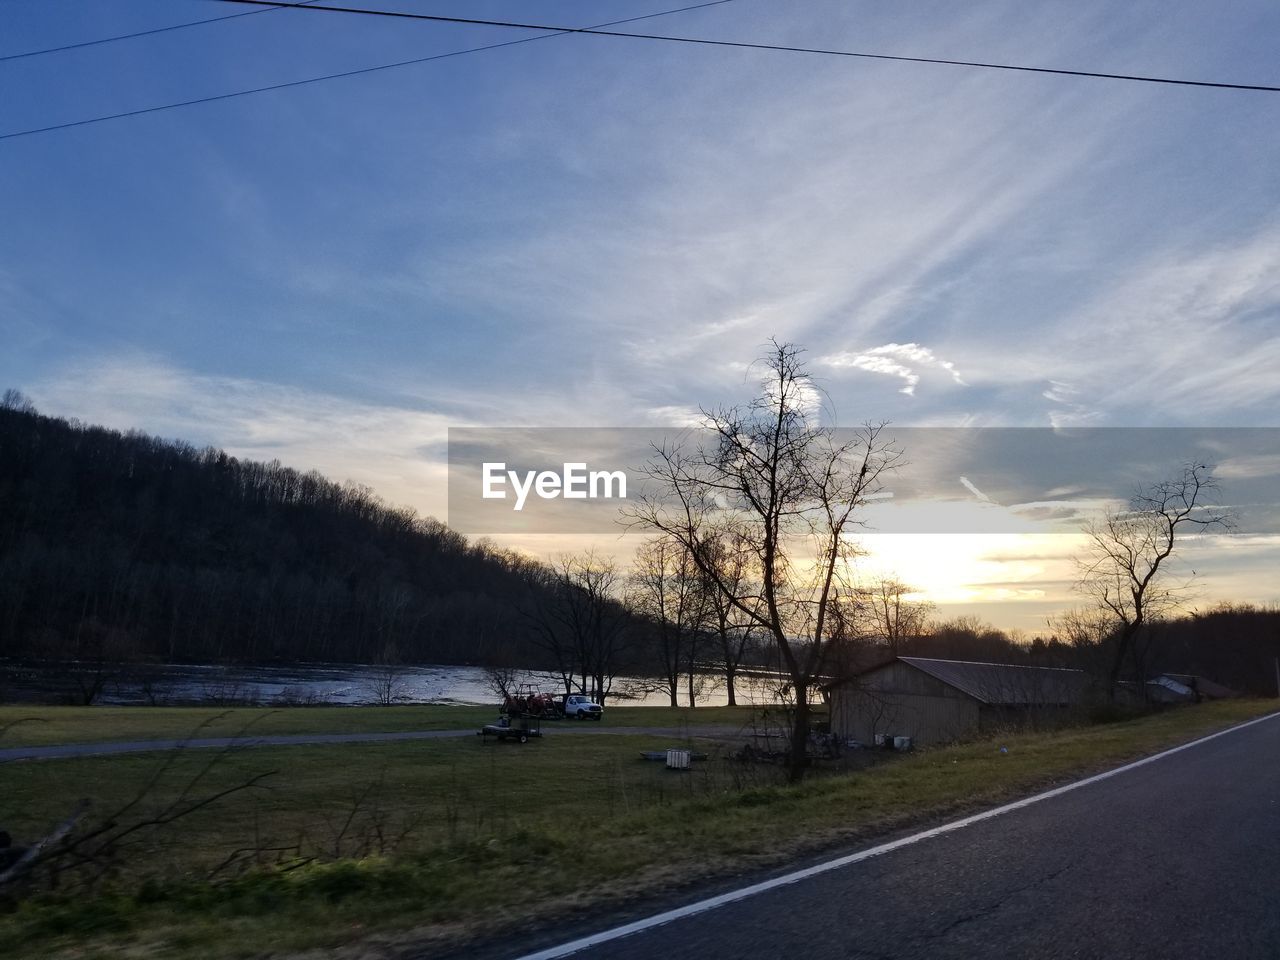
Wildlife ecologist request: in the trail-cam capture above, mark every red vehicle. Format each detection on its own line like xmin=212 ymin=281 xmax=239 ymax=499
xmin=502 ymin=684 xmax=561 ymax=719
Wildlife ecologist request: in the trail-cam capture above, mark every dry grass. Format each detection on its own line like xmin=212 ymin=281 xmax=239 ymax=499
xmin=0 ymin=698 xmax=1274 ymax=959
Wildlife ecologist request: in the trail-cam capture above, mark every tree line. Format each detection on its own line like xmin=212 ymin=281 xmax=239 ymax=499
xmin=0 ymin=391 xmax=558 ymax=669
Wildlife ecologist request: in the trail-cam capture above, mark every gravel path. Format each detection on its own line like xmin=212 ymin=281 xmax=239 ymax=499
xmin=0 ymin=724 xmax=746 ymax=763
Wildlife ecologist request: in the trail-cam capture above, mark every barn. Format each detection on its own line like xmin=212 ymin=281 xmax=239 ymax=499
xmin=828 ymin=656 xmax=1096 ymax=747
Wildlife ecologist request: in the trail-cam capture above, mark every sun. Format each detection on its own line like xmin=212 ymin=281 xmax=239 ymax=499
xmin=855 ymin=532 xmax=1083 ymax=606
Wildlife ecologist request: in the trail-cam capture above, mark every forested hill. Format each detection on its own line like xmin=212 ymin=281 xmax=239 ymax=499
xmin=0 ymin=394 xmax=540 ymax=665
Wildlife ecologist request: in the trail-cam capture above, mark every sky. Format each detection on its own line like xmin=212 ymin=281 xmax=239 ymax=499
xmin=3 ymin=0 xmax=1279 ymax=630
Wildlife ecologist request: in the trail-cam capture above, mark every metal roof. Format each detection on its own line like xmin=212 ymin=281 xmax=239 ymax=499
xmin=896 ymin=656 xmax=1092 ymax=706
xmin=1149 ymin=676 xmax=1194 ymax=697
xmin=1157 ymin=674 xmax=1239 ymax=700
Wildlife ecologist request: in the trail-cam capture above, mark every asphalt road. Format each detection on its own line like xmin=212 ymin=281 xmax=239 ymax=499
xmin=0 ymin=724 xmax=743 ymax=762
xmin=508 ymin=713 xmax=1280 ymax=960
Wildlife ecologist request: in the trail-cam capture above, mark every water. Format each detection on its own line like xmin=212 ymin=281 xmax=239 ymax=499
xmin=0 ymin=660 xmax=784 ymax=708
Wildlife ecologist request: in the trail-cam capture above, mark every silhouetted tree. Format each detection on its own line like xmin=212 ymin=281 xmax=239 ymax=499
xmin=631 ymin=537 xmax=711 ymax=707
xmin=629 ymin=342 xmax=902 ymax=781
xmin=699 ymin=533 xmax=760 ymax=706
xmin=1075 ymin=463 xmax=1231 ymax=694
xmin=859 ymin=576 xmax=932 ymax=655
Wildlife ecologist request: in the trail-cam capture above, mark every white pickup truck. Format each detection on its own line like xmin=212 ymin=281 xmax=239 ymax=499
xmin=561 ymin=694 xmax=603 ymax=720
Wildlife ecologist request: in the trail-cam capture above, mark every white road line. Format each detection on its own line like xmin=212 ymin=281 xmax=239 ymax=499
xmin=511 ymin=710 xmax=1280 ymax=960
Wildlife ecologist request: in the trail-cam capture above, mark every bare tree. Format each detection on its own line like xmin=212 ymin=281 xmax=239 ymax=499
xmin=628 ymin=341 xmax=902 ymax=781
xmin=481 ymin=649 xmax=523 ymax=703
xmin=523 ymin=551 xmax=629 ymax=704
xmin=699 ymin=532 xmax=760 ymax=706
xmin=516 ymin=561 xmax=578 ymax=694
xmin=0 ymin=388 xmax=35 ymax=413
xmin=1049 ymin=607 xmax=1113 ymax=681
xmin=858 ymin=576 xmax=933 ymax=655
xmin=1076 ymin=462 xmax=1231 ymax=694
xmin=365 ymin=642 xmax=408 ymax=706
xmin=559 ymin=552 xmax=630 ymax=704
xmin=631 ymin=537 xmax=712 ymax=708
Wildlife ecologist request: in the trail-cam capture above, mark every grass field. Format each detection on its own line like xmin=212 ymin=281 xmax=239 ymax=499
xmin=0 ymin=704 xmax=758 ymax=748
xmin=1 ymin=699 xmax=1276 ymax=959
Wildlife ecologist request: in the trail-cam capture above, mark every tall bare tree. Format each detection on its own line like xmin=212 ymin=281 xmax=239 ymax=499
xmin=1076 ymin=462 xmax=1231 ymax=693
xmin=631 ymin=537 xmax=712 ymax=708
xmin=628 ymin=342 xmax=901 ymax=781
xmin=858 ymin=576 xmax=933 ymax=656
xmin=1048 ymin=607 xmax=1113 ymax=680
xmin=699 ymin=533 xmax=759 ymax=706
xmin=523 ymin=551 xmax=629 ymax=704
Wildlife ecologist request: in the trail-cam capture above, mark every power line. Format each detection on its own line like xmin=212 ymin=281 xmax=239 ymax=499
xmin=215 ymin=0 xmax=1280 ymax=94
xmin=0 ymin=0 xmax=324 ymax=64
xmin=0 ymin=0 xmax=738 ymax=142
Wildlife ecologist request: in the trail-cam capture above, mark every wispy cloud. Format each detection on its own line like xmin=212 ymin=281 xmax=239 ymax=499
xmin=1020 ymin=227 xmax=1280 ymax=424
xmin=1042 ymin=380 xmax=1103 ymax=428
xmin=821 ymin=342 xmax=967 ymax=396
xmin=1216 ymin=454 xmax=1280 ymax=480
xmin=645 ymin=405 xmax=708 ymax=428
xmin=959 ymin=476 xmax=993 ymax=502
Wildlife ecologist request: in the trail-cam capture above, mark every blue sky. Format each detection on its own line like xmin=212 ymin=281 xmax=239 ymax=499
xmin=3 ymin=1 xmax=1279 ymax=628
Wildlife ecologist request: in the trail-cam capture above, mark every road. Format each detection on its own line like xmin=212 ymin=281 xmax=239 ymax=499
xmin=0 ymin=724 xmax=743 ymax=762
xmin=502 ymin=713 xmax=1280 ymax=960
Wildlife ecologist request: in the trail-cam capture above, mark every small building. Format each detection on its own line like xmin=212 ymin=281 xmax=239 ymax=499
xmin=829 ymin=656 xmax=1097 ymax=747
xmin=1146 ymin=673 xmax=1239 ymax=704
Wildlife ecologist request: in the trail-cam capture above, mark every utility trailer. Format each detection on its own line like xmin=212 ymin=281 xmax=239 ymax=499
xmin=481 ymin=685 xmax=553 ymax=743
xmin=479 ymin=713 xmax=542 ymax=744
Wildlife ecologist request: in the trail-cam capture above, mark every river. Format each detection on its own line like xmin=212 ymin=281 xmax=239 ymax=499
xmin=0 ymin=660 xmax=784 ymax=708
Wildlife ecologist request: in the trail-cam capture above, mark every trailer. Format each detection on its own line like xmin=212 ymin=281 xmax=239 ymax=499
xmin=480 ymin=714 xmax=542 ymax=744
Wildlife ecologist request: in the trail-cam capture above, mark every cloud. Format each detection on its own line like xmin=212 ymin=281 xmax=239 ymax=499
xmin=1019 ymin=227 xmax=1280 ymax=424
xmin=1215 ymin=454 xmax=1280 ymax=480
xmin=1007 ymin=499 xmax=1111 ymax=526
xmin=820 ymin=343 xmax=967 ymax=396
xmin=31 ymin=355 xmax=459 ymax=519
xmin=763 ymin=373 xmax=824 ymax=419
xmin=645 ymin=405 xmax=708 ymax=428
xmin=1042 ymin=380 xmax=1102 ymax=428
xmin=959 ymin=476 xmax=994 ymax=502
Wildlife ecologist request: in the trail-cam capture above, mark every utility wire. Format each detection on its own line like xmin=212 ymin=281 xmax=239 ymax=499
xmin=0 ymin=0 xmax=738 ymax=142
xmin=0 ymin=0 xmax=324 ymax=64
xmin=216 ymin=0 xmax=1280 ymax=94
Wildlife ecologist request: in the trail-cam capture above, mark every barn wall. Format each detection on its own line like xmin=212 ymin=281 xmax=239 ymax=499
xmin=832 ymin=665 xmax=981 ymax=746
xmin=857 ymin=661 xmax=970 ymax=699
xmin=978 ymin=704 xmax=1078 ymax=733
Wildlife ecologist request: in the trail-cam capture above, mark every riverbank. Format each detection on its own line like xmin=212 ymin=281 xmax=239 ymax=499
xmin=1 ymin=699 xmax=1275 ymax=959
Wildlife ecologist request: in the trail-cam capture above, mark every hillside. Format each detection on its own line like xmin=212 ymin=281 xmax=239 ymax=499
xmin=0 ymin=394 xmax=541 ymax=666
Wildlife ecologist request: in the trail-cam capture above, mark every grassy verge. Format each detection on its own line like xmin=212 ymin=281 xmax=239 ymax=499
xmin=0 ymin=704 xmax=758 ymax=748
xmin=0 ymin=699 xmax=1274 ymax=959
